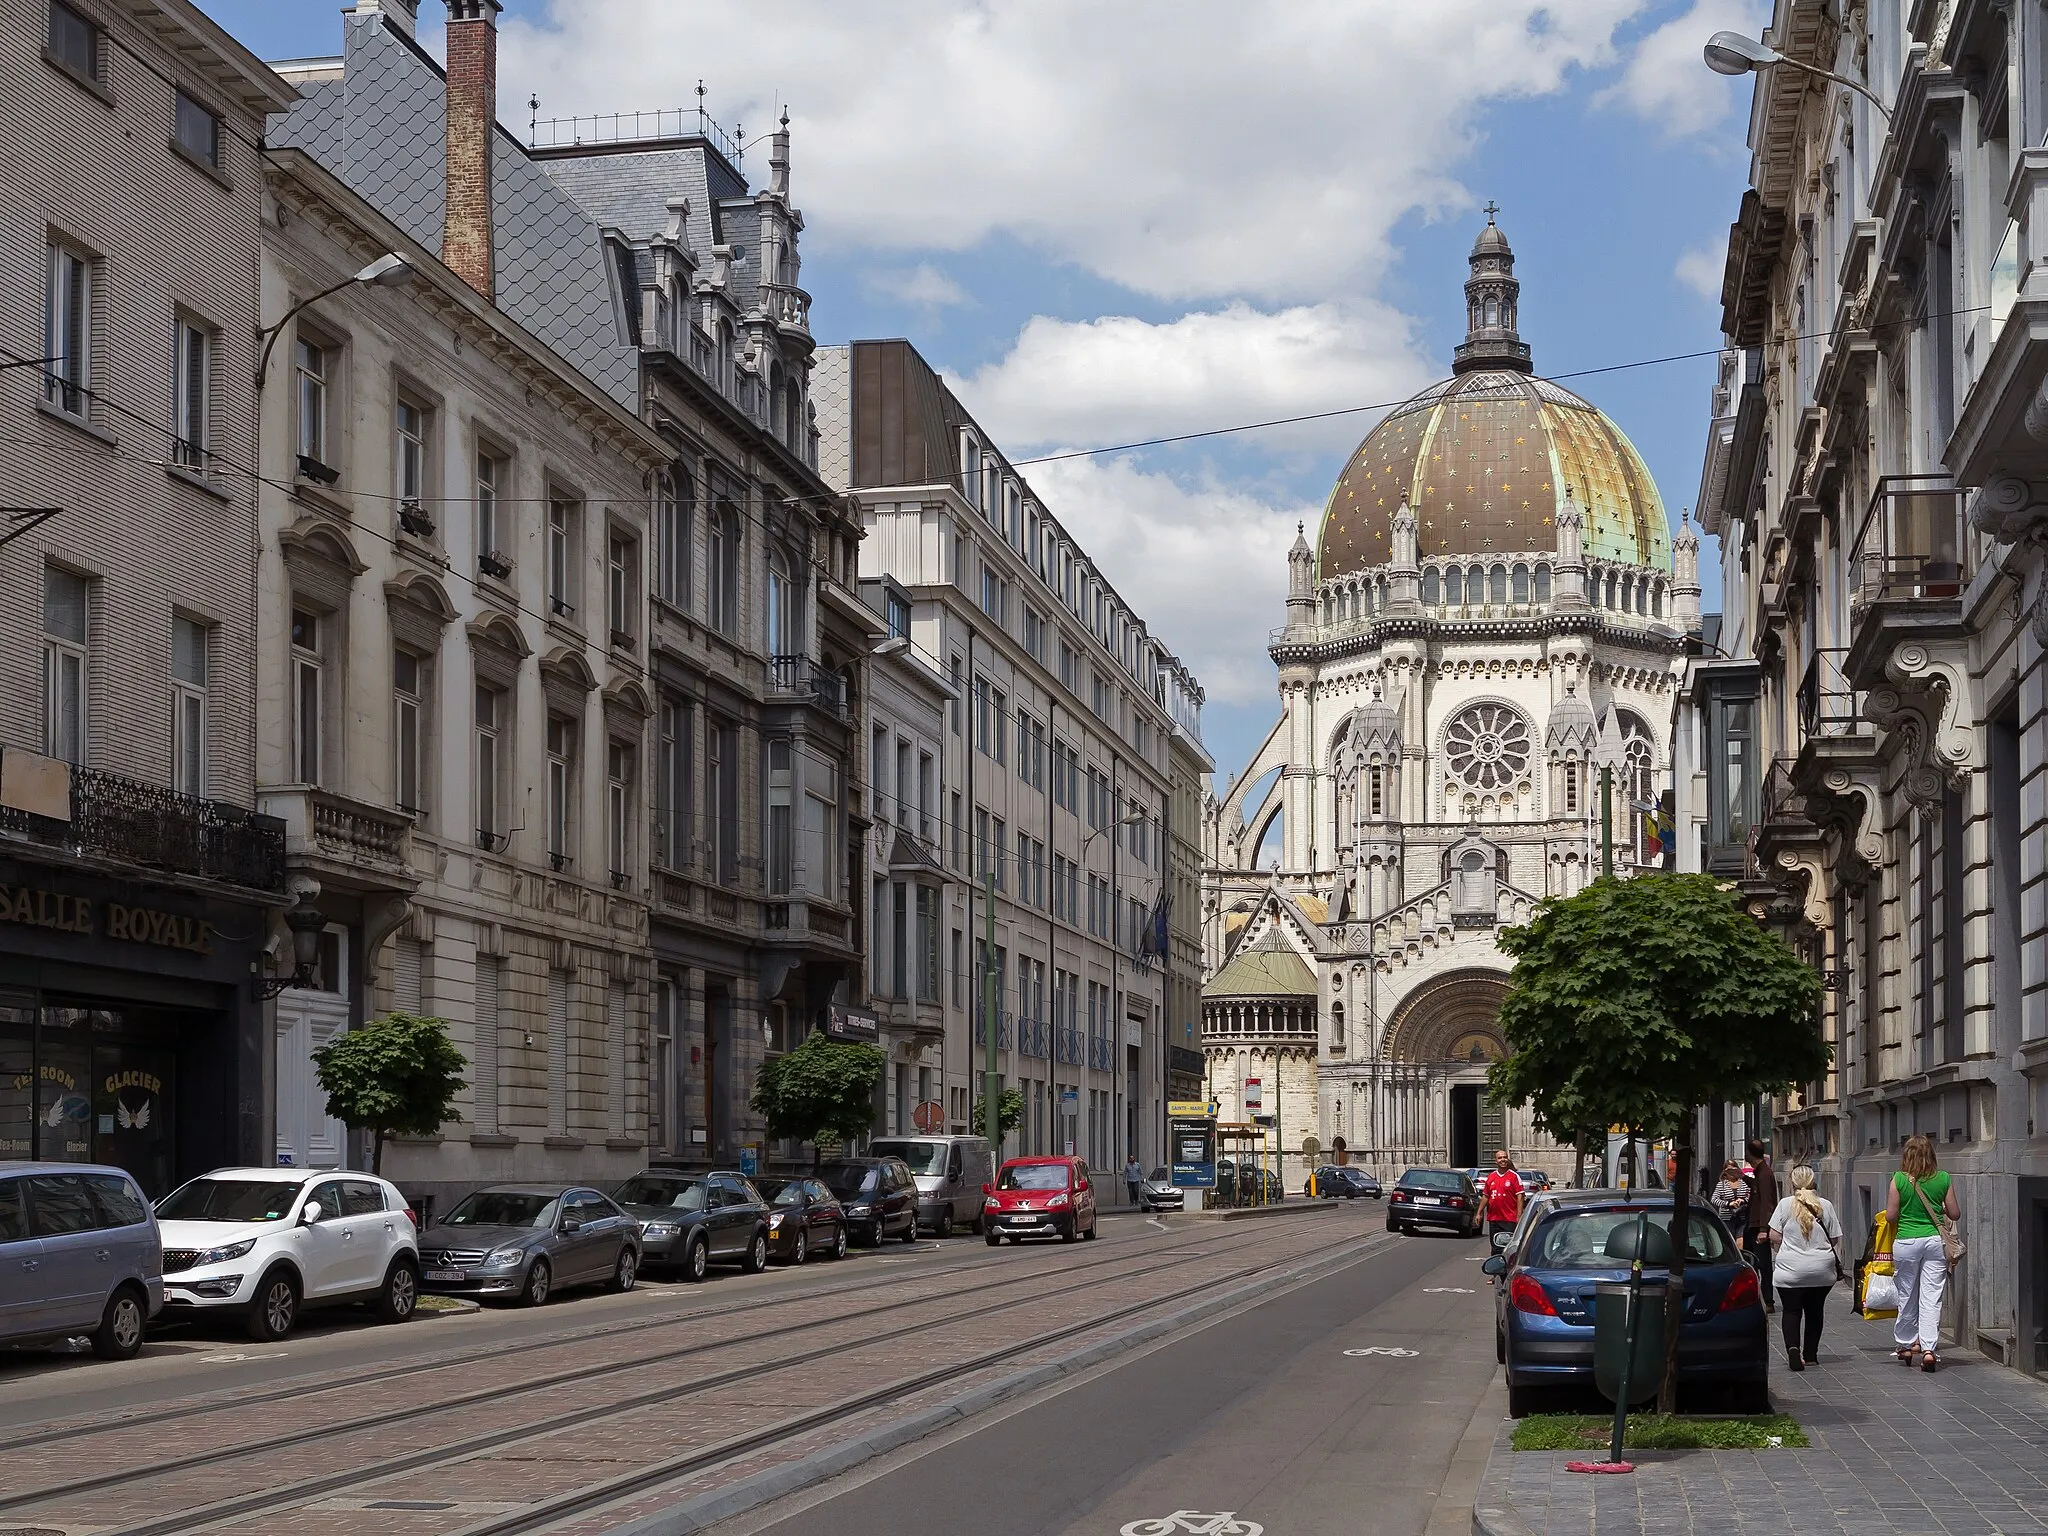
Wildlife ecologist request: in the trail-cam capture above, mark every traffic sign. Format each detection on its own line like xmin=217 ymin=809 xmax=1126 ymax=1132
xmin=1167 ymin=1100 xmax=1217 ymax=1119
xmin=912 ymin=1099 xmax=943 ymax=1133
xmin=1245 ymin=1077 xmax=1263 ymax=1109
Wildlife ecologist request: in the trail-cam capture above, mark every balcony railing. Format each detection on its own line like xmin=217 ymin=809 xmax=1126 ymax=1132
xmin=971 ymin=1011 xmax=1013 ymax=1050
xmin=3 ymin=761 xmax=285 ymax=893
xmin=1055 ymin=1025 xmax=1085 ymax=1066
xmin=1089 ymin=1035 xmax=1115 ymax=1072
xmin=1798 ymin=647 xmax=1863 ymax=741
xmin=769 ymin=655 xmax=847 ymax=715
xmin=1017 ymin=1017 xmax=1049 ymax=1059
xmin=1850 ymin=474 xmax=1967 ymax=606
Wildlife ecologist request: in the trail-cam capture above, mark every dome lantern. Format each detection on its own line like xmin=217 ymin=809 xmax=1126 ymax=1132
xmin=1453 ymin=204 xmax=1532 ymax=376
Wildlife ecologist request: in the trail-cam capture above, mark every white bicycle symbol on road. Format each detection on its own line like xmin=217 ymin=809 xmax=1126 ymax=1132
xmin=1120 ymin=1514 xmax=1265 ymax=1536
xmin=1343 ymin=1346 xmax=1420 ymax=1357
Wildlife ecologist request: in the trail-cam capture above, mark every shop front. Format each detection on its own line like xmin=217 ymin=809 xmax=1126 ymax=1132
xmin=1 ymin=852 xmax=282 ymax=1198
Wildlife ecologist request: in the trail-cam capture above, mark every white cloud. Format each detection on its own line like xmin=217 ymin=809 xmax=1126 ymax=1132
xmin=861 ymin=262 xmax=971 ymax=310
xmin=1024 ymin=456 xmax=1311 ymax=707
xmin=1598 ymin=0 xmax=1771 ymax=137
xmin=501 ymin=0 xmax=1649 ymax=304
xmin=1674 ymin=241 xmax=1725 ymax=300
xmin=950 ymin=300 xmax=1430 ymax=454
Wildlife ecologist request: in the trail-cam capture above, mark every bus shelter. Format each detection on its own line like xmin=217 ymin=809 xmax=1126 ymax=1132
xmin=1217 ymin=1123 xmax=1276 ymax=1208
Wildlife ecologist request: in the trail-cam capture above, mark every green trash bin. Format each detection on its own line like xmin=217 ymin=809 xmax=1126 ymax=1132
xmin=1593 ymin=1281 xmax=1668 ymax=1406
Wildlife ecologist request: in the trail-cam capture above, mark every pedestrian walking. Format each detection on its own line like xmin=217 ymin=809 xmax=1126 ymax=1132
xmin=1743 ymin=1138 xmax=1778 ymax=1312
xmin=1709 ymin=1159 xmax=1750 ymax=1245
xmin=1481 ymin=1149 xmax=1524 ymax=1248
xmin=1885 ymin=1134 xmax=1962 ymax=1371
xmin=1766 ymin=1165 xmax=1842 ymax=1371
xmin=1123 ymin=1153 xmax=1144 ymax=1210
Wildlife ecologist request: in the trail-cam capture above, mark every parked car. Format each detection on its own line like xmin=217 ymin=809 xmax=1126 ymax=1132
xmin=1522 ymin=1169 xmax=1554 ymax=1192
xmin=983 ymin=1156 xmax=1099 ymax=1244
xmin=1308 ymin=1165 xmax=1382 ymax=1199
xmin=817 ymin=1157 xmax=919 ymax=1247
xmin=1136 ymin=1167 xmax=1185 ymax=1211
xmin=1486 ymin=1195 xmax=1768 ymax=1417
xmin=418 ymin=1185 xmax=640 ymax=1305
xmin=870 ymin=1135 xmax=994 ymax=1236
xmin=752 ymin=1176 xmax=848 ymax=1264
xmin=1386 ymin=1168 xmax=1481 ymax=1237
xmin=611 ymin=1171 xmax=771 ymax=1280
xmin=0 ymin=1162 xmax=161 ymax=1359
xmin=156 ymin=1167 xmax=418 ymax=1340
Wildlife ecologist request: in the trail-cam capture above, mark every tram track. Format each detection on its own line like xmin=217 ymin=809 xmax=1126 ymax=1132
xmin=2 ymin=1219 xmax=1379 ymax=1530
xmin=75 ymin=1223 xmax=1397 ymax=1536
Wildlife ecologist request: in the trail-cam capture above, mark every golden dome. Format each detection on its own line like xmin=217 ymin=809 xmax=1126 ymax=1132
xmin=1316 ymin=369 xmax=1671 ymax=576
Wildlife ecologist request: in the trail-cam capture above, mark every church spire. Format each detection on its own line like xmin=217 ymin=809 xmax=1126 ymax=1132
xmin=1452 ymin=204 xmax=1533 ymax=375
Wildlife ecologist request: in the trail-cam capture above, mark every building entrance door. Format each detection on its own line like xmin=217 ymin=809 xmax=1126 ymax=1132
xmin=1450 ymin=1082 xmax=1481 ymax=1168
xmin=91 ymin=1044 xmax=176 ymax=1198
xmin=2022 ymin=1178 xmax=2048 ymax=1380
xmin=276 ymin=992 xmax=349 ymax=1170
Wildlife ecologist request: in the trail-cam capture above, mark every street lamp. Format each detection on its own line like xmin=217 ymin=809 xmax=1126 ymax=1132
xmin=1702 ymin=29 xmax=1891 ymax=121
xmin=255 ymin=252 xmax=416 ymax=386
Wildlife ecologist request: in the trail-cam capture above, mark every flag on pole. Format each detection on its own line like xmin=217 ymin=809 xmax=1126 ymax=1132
xmin=1631 ymin=799 xmax=1672 ymax=862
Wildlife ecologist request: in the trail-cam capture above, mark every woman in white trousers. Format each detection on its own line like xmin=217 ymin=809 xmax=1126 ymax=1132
xmin=1883 ymin=1134 xmax=1961 ymax=1372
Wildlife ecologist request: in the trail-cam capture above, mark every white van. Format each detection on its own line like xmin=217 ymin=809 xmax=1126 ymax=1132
xmin=870 ymin=1136 xmax=994 ymax=1237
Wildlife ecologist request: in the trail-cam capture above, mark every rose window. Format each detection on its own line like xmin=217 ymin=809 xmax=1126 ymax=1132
xmin=1443 ymin=703 xmax=1531 ymax=791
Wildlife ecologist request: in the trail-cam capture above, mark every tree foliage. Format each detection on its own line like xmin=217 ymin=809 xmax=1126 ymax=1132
xmin=994 ymin=1087 xmax=1024 ymax=1138
xmin=311 ymin=1012 xmax=468 ymax=1175
xmin=1488 ymin=873 xmax=1827 ymax=1141
xmin=750 ymin=1031 xmax=886 ymax=1155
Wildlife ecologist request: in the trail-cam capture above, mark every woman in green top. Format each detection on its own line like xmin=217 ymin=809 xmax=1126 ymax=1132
xmin=1883 ymin=1134 xmax=1960 ymax=1371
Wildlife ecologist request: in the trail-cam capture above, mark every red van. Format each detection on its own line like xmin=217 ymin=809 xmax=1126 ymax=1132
xmin=982 ymin=1156 xmax=1099 ymax=1245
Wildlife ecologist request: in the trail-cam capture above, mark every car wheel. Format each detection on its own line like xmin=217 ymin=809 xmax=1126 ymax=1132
xmin=1082 ymin=1216 xmax=1098 ymax=1241
xmin=831 ymin=1224 xmax=849 ymax=1260
xmin=1060 ymin=1219 xmax=1078 ymax=1244
xmin=937 ymin=1209 xmax=954 ymax=1239
xmin=376 ymin=1257 xmax=420 ymax=1323
xmin=520 ymin=1259 xmax=552 ymax=1308
xmin=683 ymin=1235 xmax=710 ymax=1282
xmin=986 ymin=1230 xmax=1001 ymax=1247
xmin=900 ymin=1215 xmax=919 ymax=1244
xmin=744 ymin=1232 xmax=770 ymax=1273
xmin=971 ymin=1212 xmax=985 ymax=1235
xmin=869 ymin=1219 xmax=885 ymax=1247
xmin=1506 ymin=1376 xmax=1542 ymax=1420
xmin=91 ymin=1286 xmax=147 ymax=1360
xmin=246 ymin=1269 xmax=299 ymax=1341
xmin=609 ymin=1248 xmax=638 ymax=1293
xmin=1495 ymin=1326 xmax=1507 ymax=1365
xmin=1386 ymin=1221 xmax=1402 ymax=1234
xmin=1728 ymin=1381 xmax=1772 ymax=1415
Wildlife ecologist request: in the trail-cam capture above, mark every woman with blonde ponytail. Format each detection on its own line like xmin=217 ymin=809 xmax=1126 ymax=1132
xmin=1767 ymin=1165 xmax=1843 ymax=1370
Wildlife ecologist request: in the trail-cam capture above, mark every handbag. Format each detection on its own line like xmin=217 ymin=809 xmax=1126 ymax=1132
xmin=1860 ymin=1262 xmax=1899 ymax=1317
xmin=1903 ymin=1174 xmax=1966 ymax=1267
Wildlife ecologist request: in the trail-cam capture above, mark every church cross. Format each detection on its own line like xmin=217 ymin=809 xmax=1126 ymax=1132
xmin=1483 ymin=201 xmax=1500 ymax=221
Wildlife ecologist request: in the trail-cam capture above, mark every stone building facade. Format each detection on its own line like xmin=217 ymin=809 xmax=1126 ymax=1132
xmin=0 ymin=0 xmax=294 ymax=1193
xmin=1690 ymin=0 xmax=2048 ymax=1379
xmin=1203 ymin=221 xmax=1695 ymax=1192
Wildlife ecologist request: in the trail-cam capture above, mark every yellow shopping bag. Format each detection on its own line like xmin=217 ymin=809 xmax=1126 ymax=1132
xmin=1857 ymin=1212 xmax=1898 ymax=1319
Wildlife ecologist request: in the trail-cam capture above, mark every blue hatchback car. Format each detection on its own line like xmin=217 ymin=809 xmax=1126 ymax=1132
xmin=1484 ymin=1194 xmax=1767 ymax=1417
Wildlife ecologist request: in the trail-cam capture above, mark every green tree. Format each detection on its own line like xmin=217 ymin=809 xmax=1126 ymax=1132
xmin=311 ymin=1012 xmax=468 ymax=1176
xmin=994 ymin=1087 xmax=1024 ymax=1139
xmin=750 ymin=1031 xmax=886 ymax=1162
xmin=1489 ymin=873 xmax=1826 ymax=1411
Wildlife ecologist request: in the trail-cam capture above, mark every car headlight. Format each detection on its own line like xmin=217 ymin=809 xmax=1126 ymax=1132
xmin=192 ymin=1238 xmax=258 ymax=1267
xmin=640 ymin=1221 xmax=682 ymax=1238
xmin=767 ymin=1213 xmax=785 ymax=1229
xmin=481 ymin=1249 xmax=525 ymax=1269
xmin=846 ymin=1203 xmax=872 ymax=1215
xmin=1045 ymin=1194 xmax=1069 ymax=1209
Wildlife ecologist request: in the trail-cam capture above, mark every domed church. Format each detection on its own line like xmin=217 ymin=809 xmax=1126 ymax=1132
xmin=1201 ymin=215 xmax=1701 ymax=1187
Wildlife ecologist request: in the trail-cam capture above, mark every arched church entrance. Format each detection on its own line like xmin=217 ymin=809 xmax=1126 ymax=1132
xmin=1385 ymin=970 xmax=1511 ymax=1169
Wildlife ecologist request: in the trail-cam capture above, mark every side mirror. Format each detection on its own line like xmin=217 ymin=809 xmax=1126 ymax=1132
xmin=981 ymin=1183 xmax=993 ymax=1196
xmin=1481 ymin=1255 xmax=1507 ymax=1276
xmin=559 ymin=1217 xmax=582 ymax=1234
xmin=299 ymin=1202 xmax=322 ymax=1226
xmin=1492 ymin=1231 xmax=1512 ymax=1251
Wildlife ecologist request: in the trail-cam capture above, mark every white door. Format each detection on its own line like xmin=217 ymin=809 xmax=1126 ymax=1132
xmin=276 ymin=995 xmax=349 ymax=1171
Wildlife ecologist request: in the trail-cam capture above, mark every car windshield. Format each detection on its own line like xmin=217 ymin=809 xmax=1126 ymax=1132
xmin=155 ymin=1178 xmax=301 ymax=1223
xmin=444 ymin=1191 xmax=560 ymax=1228
xmin=998 ymin=1165 xmax=1070 ymax=1191
xmin=870 ymin=1140 xmax=946 ymax=1174
xmin=818 ymin=1164 xmax=878 ymax=1198
xmin=1149 ymin=1169 xmax=1169 ymax=1182
xmin=613 ymin=1176 xmax=708 ymax=1211
xmin=1399 ymin=1170 xmax=1465 ymax=1192
xmin=755 ymin=1179 xmax=807 ymax=1209
xmin=1527 ymin=1209 xmax=1732 ymax=1269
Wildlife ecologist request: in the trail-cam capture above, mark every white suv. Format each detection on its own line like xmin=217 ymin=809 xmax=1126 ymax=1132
xmin=155 ymin=1168 xmax=419 ymax=1341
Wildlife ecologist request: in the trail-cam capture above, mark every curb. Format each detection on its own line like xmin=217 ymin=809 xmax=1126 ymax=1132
xmin=1469 ymin=1418 xmax=1537 ymax=1536
xmin=1169 ymin=1201 xmax=1341 ymax=1222
xmin=603 ymin=1230 xmax=1391 ymax=1535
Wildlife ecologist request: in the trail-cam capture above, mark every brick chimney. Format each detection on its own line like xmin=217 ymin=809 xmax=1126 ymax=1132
xmin=442 ymin=0 xmax=501 ymax=300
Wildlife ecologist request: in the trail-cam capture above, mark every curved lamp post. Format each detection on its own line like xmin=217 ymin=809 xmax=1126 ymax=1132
xmin=1702 ymin=29 xmax=1891 ymax=121
xmin=255 ymin=253 xmax=416 ymax=387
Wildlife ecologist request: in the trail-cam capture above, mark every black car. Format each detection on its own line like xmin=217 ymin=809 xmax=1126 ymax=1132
xmin=1309 ymin=1165 xmax=1382 ymax=1199
xmin=817 ymin=1157 xmax=919 ymax=1246
xmin=753 ymin=1176 xmax=849 ymax=1264
xmin=1386 ymin=1167 xmax=1481 ymax=1236
xmin=611 ymin=1170 xmax=772 ymax=1281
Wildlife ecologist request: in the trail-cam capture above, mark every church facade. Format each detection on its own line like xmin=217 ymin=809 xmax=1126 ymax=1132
xmin=1201 ymin=219 xmax=1698 ymax=1188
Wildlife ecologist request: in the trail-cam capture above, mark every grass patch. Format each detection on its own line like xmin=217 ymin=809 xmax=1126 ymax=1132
xmin=1512 ymin=1414 xmax=1808 ymax=1452
xmin=415 ymin=1294 xmax=476 ymax=1313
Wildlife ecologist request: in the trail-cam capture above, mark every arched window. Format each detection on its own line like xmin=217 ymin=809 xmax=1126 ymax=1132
xmin=1512 ymin=563 xmax=1530 ymax=604
xmin=1367 ymin=761 xmax=1384 ymax=819
xmin=1620 ymin=715 xmax=1657 ymax=863
xmin=1422 ymin=567 xmax=1441 ymax=605
xmin=1484 ymin=297 xmax=1499 ymax=328
xmin=1445 ymin=566 xmax=1463 ymax=606
xmin=1330 ymin=1002 xmax=1344 ymax=1049
xmin=766 ymin=548 xmax=793 ymax=657
xmin=1490 ymin=563 xmax=1508 ymax=603
xmin=768 ymin=362 xmax=785 ymax=439
xmin=1562 ymin=757 xmax=1580 ymax=814
xmin=1534 ymin=563 xmax=1552 ymax=603
xmin=1361 ymin=581 xmax=1375 ymax=616
xmin=1605 ymin=571 xmax=1618 ymax=609
xmin=1651 ymin=580 xmax=1664 ymax=618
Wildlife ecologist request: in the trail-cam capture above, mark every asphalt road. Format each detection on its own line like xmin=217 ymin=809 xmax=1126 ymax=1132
xmin=725 ymin=1226 xmax=1502 ymax=1536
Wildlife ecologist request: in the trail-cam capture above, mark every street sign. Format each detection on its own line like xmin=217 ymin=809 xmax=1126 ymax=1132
xmin=824 ymin=1005 xmax=879 ymax=1042
xmin=1167 ymin=1100 xmax=1217 ymax=1119
xmin=1244 ymin=1077 xmax=1263 ymax=1109
xmin=738 ymin=1146 xmax=758 ymax=1175
xmin=912 ymin=1099 xmax=944 ymax=1133
xmin=1060 ymin=1087 xmax=1079 ymax=1109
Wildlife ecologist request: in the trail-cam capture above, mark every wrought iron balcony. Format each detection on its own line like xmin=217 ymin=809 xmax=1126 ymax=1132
xmin=1055 ymin=1025 xmax=1085 ymax=1066
xmin=5 ymin=759 xmax=285 ymax=893
xmin=971 ymin=1011 xmax=1013 ymax=1050
xmin=1797 ymin=648 xmax=1864 ymax=742
xmin=1850 ymin=474 xmax=1966 ymax=608
xmin=768 ymin=654 xmax=847 ymax=716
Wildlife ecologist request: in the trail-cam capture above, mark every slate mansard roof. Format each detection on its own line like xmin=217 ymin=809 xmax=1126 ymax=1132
xmin=267 ymin=13 xmax=638 ymax=410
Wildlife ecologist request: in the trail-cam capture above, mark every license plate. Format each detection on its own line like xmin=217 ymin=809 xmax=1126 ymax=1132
xmin=1417 ymin=1196 xmax=1441 ymax=1206
xmin=426 ymin=1269 xmax=465 ymax=1282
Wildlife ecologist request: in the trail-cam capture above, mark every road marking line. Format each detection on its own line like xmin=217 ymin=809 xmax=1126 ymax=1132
xmin=1344 ymin=1346 xmax=1420 ymax=1357
xmin=1422 ymin=1286 xmax=1476 ymax=1294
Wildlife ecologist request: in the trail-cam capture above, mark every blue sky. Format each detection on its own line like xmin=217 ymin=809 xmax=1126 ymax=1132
xmin=204 ymin=0 xmax=1764 ymax=785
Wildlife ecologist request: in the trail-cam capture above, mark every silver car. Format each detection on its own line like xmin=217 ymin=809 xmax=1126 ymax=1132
xmin=417 ymin=1185 xmax=641 ymax=1306
xmin=0 ymin=1162 xmax=162 ymax=1359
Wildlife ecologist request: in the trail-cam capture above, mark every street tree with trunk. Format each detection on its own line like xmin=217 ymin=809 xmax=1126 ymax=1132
xmin=751 ymin=1030 xmax=887 ymax=1164
xmin=1488 ymin=872 xmax=1826 ymax=1411
xmin=311 ymin=1012 xmax=468 ymax=1176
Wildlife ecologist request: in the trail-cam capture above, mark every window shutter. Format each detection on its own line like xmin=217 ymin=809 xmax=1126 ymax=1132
xmin=548 ymin=970 xmax=570 ymax=1138
xmin=472 ymin=956 xmax=499 ymax=1136
xmin=392 ymin=938 xmax=424 ymax=1016
xmin=608 ymin=981 xmax=628 ymax=1140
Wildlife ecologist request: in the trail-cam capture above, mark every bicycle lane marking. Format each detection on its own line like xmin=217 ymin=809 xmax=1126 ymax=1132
xmin=1120 ymin=1514 xmax=1265 ymax=1536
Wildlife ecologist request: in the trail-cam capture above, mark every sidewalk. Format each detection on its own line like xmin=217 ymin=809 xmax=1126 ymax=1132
xmin=1475 ymin=1290 xmax=2048 ymax=1535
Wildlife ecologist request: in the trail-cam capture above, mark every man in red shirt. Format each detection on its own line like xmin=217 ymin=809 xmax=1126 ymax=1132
xmin=1482 ymin=1149 xmax=1524 ymax=1248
